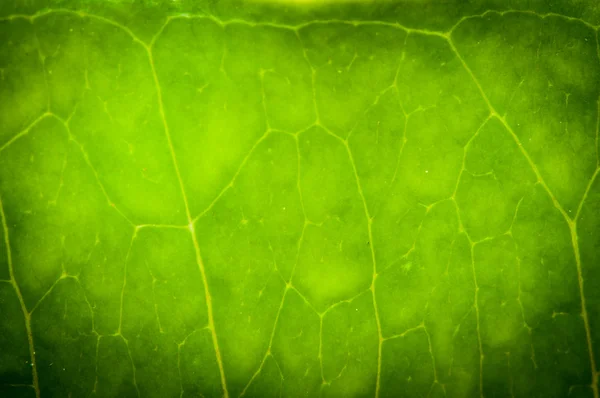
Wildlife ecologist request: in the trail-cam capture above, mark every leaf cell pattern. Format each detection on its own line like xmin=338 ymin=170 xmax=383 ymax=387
xmin=1 ymin=3 xmax=600 ymax=398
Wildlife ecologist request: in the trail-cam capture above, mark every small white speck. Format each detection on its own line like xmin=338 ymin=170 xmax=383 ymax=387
xmin=188 ymin=223 xmax=194 ymax=232
xmin=425 ymin=170 xmax=429 ymax=174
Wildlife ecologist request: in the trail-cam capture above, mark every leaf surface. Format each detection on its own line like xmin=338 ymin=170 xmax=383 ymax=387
xmin=1 ymin=1 xmax=600 ymax=397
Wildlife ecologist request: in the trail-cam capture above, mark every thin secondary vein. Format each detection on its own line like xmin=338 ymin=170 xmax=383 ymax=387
xmin=135 ymin=223 xmax=189 ymax=230
xmin=446 ymin=38 xmax=570 ymax=221
xmin=575 ymin=167 xmax=600 ymax=222
xmin=318 ymin=315 xmax=325 ymax=383
xmin=240 ymin=136 xmax=307 ymax=397
xmin=192 ymin=130 xmax=272 ymax=223
xmin=596 ymin=96 xmax=600 ymax=167
xmin=29 ymin=274 xmax=65 ymax=315
xmin=451 ymin=197 xmax=484 ymax=396
xmin=238 ymin=228 xmax=308 ymax=397
xmin=470 ymin=241 xmax=484 ymax=398
xmin=32 ymin=25 xmax=50 ymax=112
xmin=239 ymin=286 xmax=287 ymax=397
xmin=569 ymin=222 xmax=599 ymax=398
xmin=69 ymin=151 xmax=134 ymax=225
xmin=121 ymin=334 xmax=140 ymax=398
xmin=422 ymin=323 xmax=439 ymax=385
xmin=117 ymin=228 xmax=138 ymax=335
xmin=1 ymin=8 xmax=597 ymax=44
xmin=145 ymin=45 xmax=229 ymax=398
xmin=343 ymin=141 xmax=383 ymax=398
xmin=0 ymin=112 xmax=51 ymax=153
xmin=50 ymin=113 xmax=136 ymax=227
xmin=382 ymin=321 xmax=424 ymax=341
xmin=446 ymin=9 xmax=598 ymax=36
xmin=448 ymin=36 xmax=599 ymax=398
xmin=451 ymin=114 xmax=494 ymax=199
xmin=0 ymin=194 xmax=40 ymax=398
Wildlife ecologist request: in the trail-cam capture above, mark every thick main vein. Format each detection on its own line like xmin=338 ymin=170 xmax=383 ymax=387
xmin=145 ymin=45 xmax=230 ymax=397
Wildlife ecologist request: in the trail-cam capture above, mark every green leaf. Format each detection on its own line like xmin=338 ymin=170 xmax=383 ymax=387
xmin=1 ymin=1 xmax=600 ymax=397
